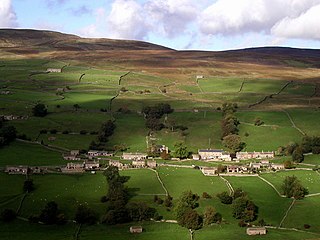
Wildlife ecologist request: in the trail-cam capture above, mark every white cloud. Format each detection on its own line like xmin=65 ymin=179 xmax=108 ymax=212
xmin=199 ymin=0 xmax=320 ymax=37
xmin=107 ymin=0 xmax=148 ymax=40
xmin=271 ymin=4 xmax=320 ymax=40
xmin=0 ymin=0 xmax=17 ymax=28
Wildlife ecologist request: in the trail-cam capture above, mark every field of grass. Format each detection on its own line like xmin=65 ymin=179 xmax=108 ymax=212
xmin=261 ymin=170 xmax=320 ymax=195
xmin=0 ymin=141 xmax=64 ymax=166
xmin=158 ymin=167 xmax=228 ymax=198
xmin=283 ymin=196 xmax=320 ymax=232
xmin=303 ymin=154 xmax=320 ymax=165
xmin=225 ymin=176 xmax=291 ymax=226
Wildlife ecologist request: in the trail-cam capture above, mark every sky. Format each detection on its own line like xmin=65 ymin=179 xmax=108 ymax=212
xmin=0 ymin=0 xmax=320 ymax=50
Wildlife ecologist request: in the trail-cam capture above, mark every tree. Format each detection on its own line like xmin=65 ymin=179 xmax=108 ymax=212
xmin=232 ymin=197 xmax=258 ymax=222
xmin=216 ymin=191 xmax=233 ymax=204
xmin=73 ymin=104 xmax=80 ymax=111
xmin=32 ymin=103 xmax=47 ymax=117
xmin=292 ymin=147 xmax=304 ymax=163
xmin=233 ymin=188 xmax=247 ymax=199
xmin=284 ymin=160 xmax=294 ymax=169
xmin=281 ymin=175 xmax=308 ymax=199
xmin=23 ymin=179 xmax=35 ymax=193
xmin=1 ymin=209 xmax=16 ymax=222
xmin=180 ymin=209 xmax=203 ymax=230
xmin=126 ymin=202 xmax=156 ymax=221
xmin=222 ymin=134 xmax=246 ymax=153
xmin=173 ymin=142 xmax=189 ymax=159
xmin=39 ymin=201 xmax=60 ymax=224
xmin=0 ymin=125 xmax=17 ymax=145
xmin=74 ymin=205 xmax=97 ymax=225
xmin=203 ymin=206 xmax=221 ymax=225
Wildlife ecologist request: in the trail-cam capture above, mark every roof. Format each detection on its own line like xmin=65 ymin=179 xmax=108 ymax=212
xmin=247 ymin=227 xmax=266 ymax=231
xmin=199 ymin=149 xmax=223 ymax=153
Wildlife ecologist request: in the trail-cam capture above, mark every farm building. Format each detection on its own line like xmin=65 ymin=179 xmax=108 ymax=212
xmin=1 ymin=90 xmax=11 ymax=95
xmin=109 ymin=160 xmax=124 ymax=169
xmin=84 ymin=160 xmax=100 ymax=170
xmin=236 ymin=151 xmax=274 ymax=160
xmin=201 ymin=167 xmax=218 ymax=176
xmin=61 ymin=162 xmax=84 ymax=173
xmin=130 ymin=226 xmax=143 ymax=233
xmin=47 ymin=68 xmax=61 ymax=73
xmin=250 ymin=162 xmax=262 ymax=170
xmin=63 ymin=150 xmax=81 ymax=160
xmin=192 ymin=154 xmax=200 ymax=160
xmin=260 ymin=160 xmax=270 ymax=166
xmin=271 ymin=163 xmax=285 ymax=170
xmin=147 ymin=160 xmax=157 ymax=168
xmin=122 ymin=152 xmax=147 ymax=160
xmin=132 ymin=160 xmax=146 ymax=168
xmin=246 ymin=227 xmax=267 ymax=235
xmin=87 ymin=150 xmax=113 ymax=158
xmin=5 ymin=166 xmax=29 ymax=175
xmin=227 ymin=165 xmax=241 ymax=173
xmin=198 ymin=149 xmax=224 ymax=160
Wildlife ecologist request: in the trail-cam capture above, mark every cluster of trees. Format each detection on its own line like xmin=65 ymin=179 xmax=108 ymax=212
xmin=0 ymin=119 xmax=17 ymax=147
xmin=176 ymin=191 xmax=222 ymax=230
xmin=281 ymin=175 xmax=308 ymax=199
xmin=101 ymin=166 xmax=156 ymax=224
xmin=217 ymin=188 xmax=258 ymax=224
xmin=32 ymin=103 xmax=48 ymax=117
xmin=142 ymin=103 xmax=173 ymax=131
xmin=278 ymin=136 xmax=320 ymax=163
xmin=220 ymin=103 xmax=245 ymax=153
xmin=90 ymin=120 xmax=116 ymax=150
xmin=173 ymin=142 xmax=189 ymax=159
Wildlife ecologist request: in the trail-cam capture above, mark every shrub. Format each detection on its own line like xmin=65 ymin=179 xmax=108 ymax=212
xmin=1 ymin=209 xmax=16 ymax=222
xmin=62 ymin=130 xmax=69 ymax=134
xmin=80 ymin=130 xmax=87 ymax=135
xmin=40 ymin=129 xmax=48 ymax=134
xmin=50 ymin=129 xmax=58 ymax=134
xmin=202 ymin=192 xmax=212 ymax=199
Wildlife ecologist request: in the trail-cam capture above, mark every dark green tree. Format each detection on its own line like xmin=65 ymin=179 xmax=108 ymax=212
xmin=216 ymin=191 xmax=233 ymax=204
xmin=1 ymin=209 xmax=16 ymax=222
xmin=222 ymin=134 xmax=246 ymax=153
xmin=292 ymin=147 xmax=304 ymax=163
xmin=32 ymin=103 xmax=47 ymax=117
xmin=23 ymin=179 xmax=35 ymax=193
xmin=173 ymin=142 xmax=189 ymax=159
xmin=39 ymin=201 xmax=60 ymax=225
xmin=281 ymin=175 xmax=308 ymax=199
xmin=74 ymin=205 xmax=97 ymax=225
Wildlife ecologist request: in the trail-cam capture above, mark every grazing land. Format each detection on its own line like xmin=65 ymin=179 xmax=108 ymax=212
xmin=0 ymin=29 xmax=320 ymax=239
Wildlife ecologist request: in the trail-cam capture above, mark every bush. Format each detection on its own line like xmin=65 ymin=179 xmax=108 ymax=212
xmin=304 ymin=224 xmax=311 ymax=229
xmin=40 ymin=129 xmax=48 ymax=134
xmin=100 ymin=196 xmax=108 ymax=203
xmin=1 ymin=209 xmax=16 ymax=222
xmin=62 ymin=130 xmax=69 ymax=134
xmin=50 ymin=129 xmax=58 ymax=134
xmin=32 ymin=103 xmax=47 ymax=117
xmin=202 ymin=192 xmax=212 ymax=199
xmin=217 ymin=191 xmax=233 ymax=204
xmin=80 ymin=130 xmax=87 ymax=135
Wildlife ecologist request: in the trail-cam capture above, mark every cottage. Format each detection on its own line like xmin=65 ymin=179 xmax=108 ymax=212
xmin=246 ymin=227 xmax=267 ymax=235
xmin=220 ymin=153 xmax=232 ymax=161
xmin=198 ymin=149 xmax=224 ymax=160
xmin=130 ymin=226 xmax=143 ymax=233
xmin=5 ymin=166 xmax=29 ymax=175
xmin=196 ymin=75 xmax=204 ymax=80
xmin=227 ymin=165 xmax=241 ymax=173
xmin=61 ymin=162 xmax=84 ymax=173
xmin=250 ymin=162 xmax=262 ymax=170
xmin=109 ymin=160 xmax=124 ymax=169
xmin=201 ymin=167 xmax=218 ymax=176
xmin=70 ymin=150 xmax=80 ymax=156
xmin=271 ymin=163 xmax=285 ymax=170
xmin=63 ymin=154 xmax=81 ymax=161
xmin=260 ymin=160 xmax=270 ymax=166
xmin=132 ymin=160 xmax=146 ymax=168
xmin=192 ymin=154 xmax=200 ymax=160
xmin=87 ymin=150 xmax=113 ymax=158
xmin=48 ymin=136 xmax=56 ymax=141
xmin=122 ymin=153 xmax=147 ymax=160
xmin=236 ymin=151 xmax=274 ymax=160
xmin=47 ymin=68 xmax=62 ymax=73
xmin=84 ymin=160 xmax=100 ymax=170
xmin=147 ymin=160 xmax=157 ymax=168
xmin=1 ymin=90 xmax=11 ymax=95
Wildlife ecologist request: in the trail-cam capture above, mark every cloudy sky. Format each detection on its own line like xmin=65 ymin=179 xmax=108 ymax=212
xmin=1 ymin=0 xmax=320 ymax=50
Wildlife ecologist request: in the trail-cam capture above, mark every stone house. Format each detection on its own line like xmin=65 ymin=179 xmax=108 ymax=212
xmin=192 ymin=154 xmax=200 ymax=160
xmin=201 ymin=167 xmax=218 ymax=176
xmin=227 ymin=165 xmax=241 ymax=173
xmin=87 ymin=150 xmax=113 ymax=158
xmin=5 ymin=166 xmax=29 ymax=175
xmin=250 ymin=162 xmax=262 ymax=170
xmin=198 ymin=149 xmax=224 ymax=160
xmin=130 ymin=226 xmax=143 ymax=233
xmin=147 ymin=160 xmax=157 ymax=168
xmin=260 ymin=160 xmax=270 ymax=166
xmin=122 ymin=153 xmax=147 ymax=160
xmin=84 ymin=160 xmax=100 ymax=170
xmin=236 ymin=151 xmax=274 ymax=160
xmin=63 ymin=150 xmax=81 ymax=160
xmin=109 ymin=160 xmax=124 ymax=169
xmin=47 ymin=68 xmax=62 ymax=73
xmin=132 ymin=160 xmax=146 ymax=168
xmin=246 ymin=227 xmax=267 ymax=235
xmin=61 ymin=162 xmax=84 ymax=173
xmin=271 ymin=163 xmax=285 ymax=170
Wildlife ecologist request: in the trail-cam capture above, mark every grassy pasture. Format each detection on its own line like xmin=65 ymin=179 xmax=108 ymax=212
xmin=198 ymin=77 xmax=243 ymax=93
xmin=286 ymin=109 xmax=320 ymax=136
xmin=241 ymin=79 xmax=287 ymax=94
xmin=38 ymin=134 xmax=96 ymax=150
xmin=158 ymin=167 xmax=228 ymax=198
xmin=303 ymin=154 xmax=320 ymax=165
xmin=20 ymin=172 xmax=107 ymax=218
xmin=0 ymin=141 xmax=64 ymax=167
xmin=261 ymin=170 xmax=320 ymax=195
xmin=225 ymin=176 xmax=291 ymax=226
xmin=283 ymin=196 xmax=320 ymax=232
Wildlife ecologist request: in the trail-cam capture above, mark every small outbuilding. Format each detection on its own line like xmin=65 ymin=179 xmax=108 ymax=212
xmin=246 ymin=227 xmax=267 ymax=236
xmin=130 ymin=226 xmax=143 ymax=233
